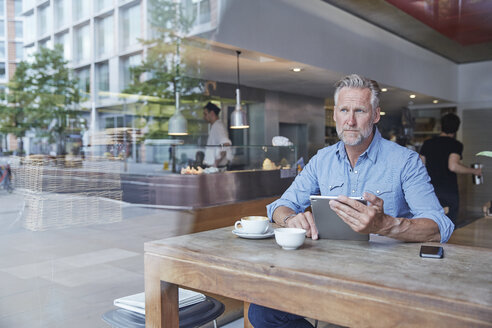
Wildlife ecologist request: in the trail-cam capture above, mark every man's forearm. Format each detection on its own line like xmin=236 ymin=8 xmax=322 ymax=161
xmin=379 ymin=216 xmax=441 ymax=242
xmin=449 ymin=162 xmax=479 ymax=175
xmin=272 ymin=206 xmax=296 ymax=226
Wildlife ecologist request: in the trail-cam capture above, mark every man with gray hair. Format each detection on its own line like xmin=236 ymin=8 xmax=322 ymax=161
xmin=248 ymin=74 xmax=454 ymax=328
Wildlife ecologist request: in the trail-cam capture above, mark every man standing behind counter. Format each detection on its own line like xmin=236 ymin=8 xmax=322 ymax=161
xmin=203 ymin=102 xmax=232 ymax=169
xmin=248 ymin=74 xmax=454 ymax=328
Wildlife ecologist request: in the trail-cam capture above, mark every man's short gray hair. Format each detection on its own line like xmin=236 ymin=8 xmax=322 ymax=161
xmin=334 ymin=74 xmax=381 ymax=111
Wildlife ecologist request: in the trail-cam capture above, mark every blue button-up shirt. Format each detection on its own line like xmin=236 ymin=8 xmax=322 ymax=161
xmin=267 ymin=129 xmax=454 ymax=243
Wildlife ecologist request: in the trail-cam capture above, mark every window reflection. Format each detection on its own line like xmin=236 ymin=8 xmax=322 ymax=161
xmin=73 ymin=0 xmax=90 ymax=22
xmin=76 ymin=66 xmax=91 ymax=95
xmin=38 ymin=4 xmax=50 ymax=38
xmin=120 ymin=4 xmax=141 ymax=51
xmin=74 ymin=24 xmax=90 ymax=63
xmin=96 ymin=61 xmax=110 ymax=100
xmin=55 ymin=32 xmax=71 ymax=60
xmin=96 ymin=15 xmax=114 ymax=58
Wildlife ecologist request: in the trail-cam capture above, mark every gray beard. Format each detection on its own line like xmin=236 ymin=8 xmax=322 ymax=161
xmin=337 ymin=123 xmax=374 ymax=146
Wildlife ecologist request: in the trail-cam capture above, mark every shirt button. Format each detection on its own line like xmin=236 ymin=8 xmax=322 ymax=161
xmin=352 ymin=190 xmax=355 ymax=193
xmin=329 ymin=185 xmax=332 ymax=188
xmin=376 ymin=190 xmax=380 ymax=194
xmin=354 ymin=170 xmax=358 ymax=174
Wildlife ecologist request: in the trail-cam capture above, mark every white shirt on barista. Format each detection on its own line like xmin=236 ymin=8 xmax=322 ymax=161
xmin=204 ymin=120 xmax=232 ymax=167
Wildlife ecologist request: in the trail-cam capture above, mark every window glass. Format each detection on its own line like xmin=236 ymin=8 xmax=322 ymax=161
xmin=54 ymin=0 xmax=68 ymax=29
xmin=96 ymin=15 xmax=113 ymax=58
xmin=189 ymin=0 xmax=211 ymax=26
xmin=96 ymin=61 xmax=110 ymax=100
xmin=0 ymin=42 xmax=4 ymax=58
xmin=23 ymin=0 xmax=35 ymax=12
xmin=0 ymin=62 xmax=5 ymax=80
xmin=55 ymin=32 xmax=71 ymax=60
xmin=120 ymin=4 xmax=141 ymax=50
xmin=25 ymin=13 xmax=35 ymax=42
xmin=76 ymin=66 xmax=91 ymax=95
xmin=15 ymin=21 xmax=22 ymax=38
xmin=24 ymin=44 xmax=35 ymax=62
xmin=39 ymin=38 xmax=52 ymax=49
xmin=0 ymin=0 xmax=4 ymax=17
xmin=198 ymin=0 xmax=211 ymax=25
xmin=38 ymin=5 xmax=50 ymax=37
xmin=15 ymin=42 xmax=23 ymax=60
xmin=0 ymin=20 xmax=4 ymax=38
xmin=74 ymin=24 xmax=90 ymax=63
xmin=121 ymin=53 xmax=141 ymax=90
xmin=95 ymin=0 xmax=112 ymax=13
xmin=14 ymin=0 xmax=22 ymax=17
xmin=73 ymin=0 xmax=90 ymax=22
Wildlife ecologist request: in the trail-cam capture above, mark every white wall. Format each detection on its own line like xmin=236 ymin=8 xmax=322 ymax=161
xmin=213 ymin=0 xmax=457 ymax=102
xmin=458 ymin=60 xmax=492 ymax=108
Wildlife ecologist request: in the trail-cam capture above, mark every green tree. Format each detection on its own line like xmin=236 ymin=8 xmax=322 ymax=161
xmin=123 ymin=0 xmax=205 ymax=139
xmin=0 ymin=45 xmax=86 ymax=155
xmin=0 ymin=61 xmax=34 ymax=154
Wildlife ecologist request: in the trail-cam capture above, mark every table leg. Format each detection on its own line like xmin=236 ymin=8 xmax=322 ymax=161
xmin=145 ymin=255 xmax=179 ymax=327
xmin=243 ymin=302 xmax=254 ymax=328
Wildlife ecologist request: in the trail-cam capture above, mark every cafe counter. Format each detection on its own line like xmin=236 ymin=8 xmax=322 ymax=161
xmin=121 ymin=168 xmax=295 ymax=209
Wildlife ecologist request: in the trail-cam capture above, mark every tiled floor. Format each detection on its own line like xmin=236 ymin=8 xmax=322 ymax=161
xmin=0 ymin=190 xmax=342 ymax=328
xmin=0 ymin=191 xmax=231 ymax=328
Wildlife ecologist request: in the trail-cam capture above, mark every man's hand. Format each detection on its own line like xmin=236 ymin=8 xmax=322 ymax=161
xmin=329 ymin=192 xmax=391 ymax=235
xmin=285 ymin=211 xmax=319 ymax=240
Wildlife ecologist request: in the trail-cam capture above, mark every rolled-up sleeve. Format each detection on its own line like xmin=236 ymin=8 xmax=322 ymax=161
xmin=401 ymin=152 xmax=455 ymax=242
xmin=267 ymin=154 xmax=321 ymax=220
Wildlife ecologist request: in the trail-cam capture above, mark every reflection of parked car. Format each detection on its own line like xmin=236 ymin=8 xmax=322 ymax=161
xmin=0 ymin=163 xmax=13 ymax=193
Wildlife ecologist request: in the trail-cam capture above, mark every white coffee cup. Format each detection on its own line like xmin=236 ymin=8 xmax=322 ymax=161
xmin=274 ymin=228 xmax=306 ymax=250
xmin=234 ymin=216 xmax=270 ymax=234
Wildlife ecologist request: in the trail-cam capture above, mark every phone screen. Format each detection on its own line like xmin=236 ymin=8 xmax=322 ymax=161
xmin=419 ymin=245 xmax=444 ymax=259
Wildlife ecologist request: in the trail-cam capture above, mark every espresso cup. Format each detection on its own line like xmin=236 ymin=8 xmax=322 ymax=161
xmin=234 ymin=216 xmax=270 ymax=234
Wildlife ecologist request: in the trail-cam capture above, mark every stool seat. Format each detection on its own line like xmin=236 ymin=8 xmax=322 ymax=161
xmin=102 ymin=296 xmax=225 ymax=328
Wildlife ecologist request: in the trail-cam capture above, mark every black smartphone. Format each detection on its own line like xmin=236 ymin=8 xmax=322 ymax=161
xmin=419 ymin=245 xmax=444 ymax=259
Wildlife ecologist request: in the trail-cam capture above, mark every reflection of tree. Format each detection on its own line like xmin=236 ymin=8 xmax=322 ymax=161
xmin=0 ymin=45 xmax=86 ymax=155
xmin=123 ymin=0 xmax=205 ymax=139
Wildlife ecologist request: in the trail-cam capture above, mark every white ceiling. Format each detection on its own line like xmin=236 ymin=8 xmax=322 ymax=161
xmin=183 ymin=39 xmax=455 ymax=116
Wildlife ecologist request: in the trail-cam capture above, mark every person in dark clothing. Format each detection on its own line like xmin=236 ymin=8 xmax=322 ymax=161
xmin=420 ymin=113 xmax=482 ymax=224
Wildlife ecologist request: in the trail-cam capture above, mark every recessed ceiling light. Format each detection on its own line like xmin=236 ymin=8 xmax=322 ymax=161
xmin=433 ymin=100 xmax=439 ymax=104
xmin=380 ymin=111 xmax=386 ymax=116
xmin=409 ymin=94 xmax=416 ymax=99
xmin=291 ymin=67 xmax=302 ymax=72
xmin=381 ymin=88 xmax=388 ymax=92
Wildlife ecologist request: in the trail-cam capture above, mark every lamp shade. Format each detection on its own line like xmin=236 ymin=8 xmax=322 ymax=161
xmin=168 ymin=92 xmax=188 ymax=135
xmin=230 ymin=89 xmax=249 ymax=129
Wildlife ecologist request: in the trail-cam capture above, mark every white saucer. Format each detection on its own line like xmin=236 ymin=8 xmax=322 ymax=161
xmin=232 ymin=227 xmax=275 ymax=239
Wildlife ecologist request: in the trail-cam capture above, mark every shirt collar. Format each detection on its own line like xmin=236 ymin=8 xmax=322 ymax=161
xmin=335 ymin=127 xmax=382 ymax=164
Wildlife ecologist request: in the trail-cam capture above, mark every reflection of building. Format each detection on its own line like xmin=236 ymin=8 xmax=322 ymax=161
xmin=21 ymin=0 xmax=216 ymax=144
xmin=1 ymin=0 xmax=23 ymax=151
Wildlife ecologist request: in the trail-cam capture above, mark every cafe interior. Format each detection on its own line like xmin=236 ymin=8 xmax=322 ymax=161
xmin=1 ymin=0 xmax=491 ymax=327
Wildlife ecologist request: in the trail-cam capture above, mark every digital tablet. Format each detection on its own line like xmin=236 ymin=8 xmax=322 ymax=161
xmin=309 ymin=195 xmax=369 ymax=241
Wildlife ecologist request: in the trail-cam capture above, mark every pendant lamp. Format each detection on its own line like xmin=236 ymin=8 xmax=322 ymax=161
xmin=168 ymin=38 xmax=188 ymax=136
xmin=168 ymin=91 xmax=188 ymax=135
xmin=230 ymin=51 xmax=249 ymax=129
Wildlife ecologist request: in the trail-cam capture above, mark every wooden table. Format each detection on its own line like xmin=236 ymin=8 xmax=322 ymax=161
xmin=449 ymin=216 xmax=492 ymax=248
xmin=144 ymin=227 xmax=492 ymax=328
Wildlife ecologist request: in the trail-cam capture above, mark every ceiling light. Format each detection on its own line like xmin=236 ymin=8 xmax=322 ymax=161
xmin=380 ymin=111 xmax=386 ymax=116
xmin=433 ymin=100 xmax=439 ymax=104
xmin=230 ymin=50 xmax=249 ymax=129
xmin=409 ymin=94 xmax=416 ymax=99
xmin=291 ymin=67 xmax=302 ymax=72
xmin=381 ymin=88 xmax=388 ymax=92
